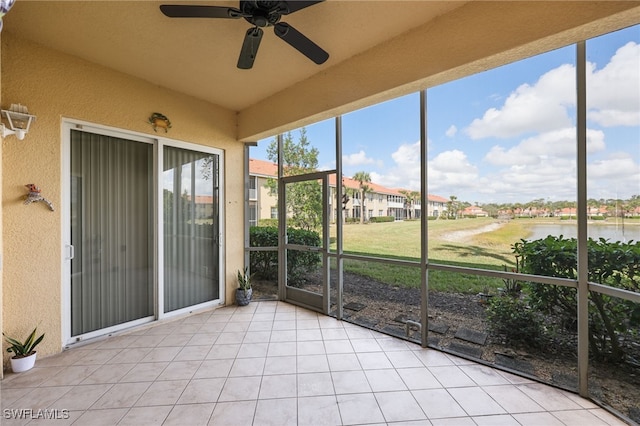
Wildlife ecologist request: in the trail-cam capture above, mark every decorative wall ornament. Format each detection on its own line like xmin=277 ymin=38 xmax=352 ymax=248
xmin=148 ymin=112 xmax=172 ymax=133
xmin=24 ymin=184 xmax=54 ymax=211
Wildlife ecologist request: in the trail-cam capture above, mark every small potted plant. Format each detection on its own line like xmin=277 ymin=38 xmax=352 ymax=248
xmin=3 ymin=327 xmax=45 ymax=373
xmin=236 ymin=267 xmax=253 ymax=306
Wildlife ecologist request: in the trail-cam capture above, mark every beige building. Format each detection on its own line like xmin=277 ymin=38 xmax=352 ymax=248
xmin=249 ymin=159 xmax=449 ymax=223
xmin=1 ymin=1 xmax=638 ymax=386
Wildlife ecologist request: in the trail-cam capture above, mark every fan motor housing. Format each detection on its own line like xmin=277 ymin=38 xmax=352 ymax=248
xmin=241 ymin=0 xmax=283 ymax=28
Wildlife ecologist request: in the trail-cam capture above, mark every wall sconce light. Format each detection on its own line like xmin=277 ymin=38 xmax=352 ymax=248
xmin=1 ymin=104 xmax=37 ymax=140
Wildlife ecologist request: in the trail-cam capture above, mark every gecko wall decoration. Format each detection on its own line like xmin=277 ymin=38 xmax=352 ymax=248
xmin=24 ymin=184 xmax=55 ymax=211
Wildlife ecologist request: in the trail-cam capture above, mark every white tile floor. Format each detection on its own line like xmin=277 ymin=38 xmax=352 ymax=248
xmin=0 ymin=301 xmax=627 ymax=425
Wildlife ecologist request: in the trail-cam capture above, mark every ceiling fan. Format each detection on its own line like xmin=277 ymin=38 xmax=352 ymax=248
xmin=160 ymin=1 xmax=329 ymax=69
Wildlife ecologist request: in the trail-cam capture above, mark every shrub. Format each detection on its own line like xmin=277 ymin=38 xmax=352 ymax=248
xmin=486 ymin=296 xmax=545 ymax=346
xmin=513 ymin=235 xmax=640 ymax=360
xmin=258 ymin=218 xmax=278 ymax=227
xmin=249 ymin=226 xmax=321 ymax=285
xmin=369 ymin=216 xmax=394 ymax=223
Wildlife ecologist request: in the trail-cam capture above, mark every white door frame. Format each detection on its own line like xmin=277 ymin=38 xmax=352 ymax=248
xmin=61 ymin=119 xmax=225 ymax=346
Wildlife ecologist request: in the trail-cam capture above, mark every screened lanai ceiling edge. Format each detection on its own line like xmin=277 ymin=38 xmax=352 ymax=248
xmin=3 ymin=1 xmax=639 ymax=141
xmin=236 ymin=2 xmax=640 ymax=142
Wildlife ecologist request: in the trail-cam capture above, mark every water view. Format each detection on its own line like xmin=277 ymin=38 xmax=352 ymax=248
xmin=525 ymin=223 xmax=640 ymax=242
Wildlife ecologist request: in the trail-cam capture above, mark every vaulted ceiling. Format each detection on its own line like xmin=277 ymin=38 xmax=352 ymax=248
xmin=4 ymin=1 xmax=640 ymax=140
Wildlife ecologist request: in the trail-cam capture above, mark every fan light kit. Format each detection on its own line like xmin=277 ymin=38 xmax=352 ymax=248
xmin=160 ymin=1 xmax=329 ymax=69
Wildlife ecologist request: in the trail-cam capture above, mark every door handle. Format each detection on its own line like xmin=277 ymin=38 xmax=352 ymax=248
xmin=66 ymin=244 xmax=75 ymax=260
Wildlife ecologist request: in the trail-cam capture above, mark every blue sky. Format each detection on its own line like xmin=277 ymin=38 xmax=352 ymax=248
xmin=252 ymin=25 xmax=639 ymax=205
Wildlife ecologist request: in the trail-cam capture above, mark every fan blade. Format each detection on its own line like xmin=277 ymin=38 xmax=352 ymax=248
xmin=238 ymin=27 xmax=264 ymax=70
xmin=280 ymin=0 xmax=324 ymax=15
xmin=160 ymin=5 xmax=244 ymax=19
xmin=274 ymin=22 xmax=328 ymax=65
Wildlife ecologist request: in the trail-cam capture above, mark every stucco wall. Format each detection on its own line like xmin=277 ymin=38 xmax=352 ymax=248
xmin=0 ymin=30 xmax=3 ymax=380
xmin=1 ymin=33 xmax=244 ymax=367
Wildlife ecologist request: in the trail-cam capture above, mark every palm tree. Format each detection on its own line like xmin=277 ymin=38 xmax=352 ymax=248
xmin=353 ymin=171 xmax=371 ymax=224
xmin=399 ymin=189 xmax=418 ymax=219
xmin=447 ymin=195 xmax=458 ymax=219
xmin=409 ymin=190 xmax=419 ymax=218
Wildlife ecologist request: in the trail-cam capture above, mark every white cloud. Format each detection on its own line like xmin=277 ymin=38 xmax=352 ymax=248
xmin=457 ymin=153 xmax=581 ymax=203
xmin=371 ymin=141 xmax=421 ymax=189
xmin=588 ymin=152 xmax=640 ymax=180
xmin=587 ymin=41 xmax=640 ymax=127
xmin=343 ymin=150 xmax=382 ymax=168
xmin=350 ymin=40 xmax=639 ymax=204
xmin=466 ymin=64 xmax=575 ymax=139
xmin=466 ymin=42 xmax=640 ymax=139
xmin=483 ymin=128 xmax=606 ymax=166
xmin=427 ymin=150 xmax=480 ymax=195
xmin=587 ymin=152 xmax=640 ymax=200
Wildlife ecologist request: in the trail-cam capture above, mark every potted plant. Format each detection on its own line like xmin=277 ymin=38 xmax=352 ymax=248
xmin=3 ymin=327 xmax=45 ymax=373
xmin=235 ymin=267 xmax=253 ymax=306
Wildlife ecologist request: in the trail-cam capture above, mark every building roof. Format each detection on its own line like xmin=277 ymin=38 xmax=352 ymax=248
xmin=250 ymin=159 xmax=448 ymax=202
xmin=249 ymin=158 xmax=278 ymax=178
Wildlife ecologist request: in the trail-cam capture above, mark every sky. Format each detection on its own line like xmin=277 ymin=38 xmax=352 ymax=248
xmin=251 ymin=25 xmax=640 ymax=205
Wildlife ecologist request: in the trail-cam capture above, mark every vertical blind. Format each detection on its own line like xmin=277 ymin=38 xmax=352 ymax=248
xmin=70 ymin=130 xmax=154 ymax=336
xmin=163 ymin=146 xmax=220 ymax=312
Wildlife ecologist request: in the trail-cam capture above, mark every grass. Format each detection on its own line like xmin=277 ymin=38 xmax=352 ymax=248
xmin=322 ymin=217 xmax=640 ymax=294
xmin=327 ymin=217 xmax=526 ymax=293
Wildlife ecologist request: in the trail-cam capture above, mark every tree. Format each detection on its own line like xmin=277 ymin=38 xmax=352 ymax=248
xmin=399 ymin=189 xmax=419 ymax=219
xmin=447 ymin=195 xmax=459 ymax=219
xmin=353 ymin=171 xmax=371 ymax=224
xmin=265 ymin=128 xmax=322 ymax=230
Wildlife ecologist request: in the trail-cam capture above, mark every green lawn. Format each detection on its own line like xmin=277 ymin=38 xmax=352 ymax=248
xmin=331 ymin=217 xmax=528 ymax=265
xmin=329 ymin=217 xmax=529 ymax=293
xmin=324 ymin=217 xmax=639 ymax=294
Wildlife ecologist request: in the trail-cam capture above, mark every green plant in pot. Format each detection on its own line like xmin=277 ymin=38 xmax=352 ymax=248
xmin=3 ymin=327 xmax=45 ymax=373
xmin=236 ymin=267 xmax=253 ymax=306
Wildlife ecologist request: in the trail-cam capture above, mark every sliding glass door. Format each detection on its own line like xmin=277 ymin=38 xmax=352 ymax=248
xmin=70 ymin=129 xmax=154 ymax=336
xmin=67 ymin=124 xmax=224 ymax=341
xmin=163 ymin=146 xmax=220 ymax=312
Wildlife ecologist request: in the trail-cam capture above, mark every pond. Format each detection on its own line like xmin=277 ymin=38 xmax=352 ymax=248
xmin=525 ymin=222 xmax=640 ymax=243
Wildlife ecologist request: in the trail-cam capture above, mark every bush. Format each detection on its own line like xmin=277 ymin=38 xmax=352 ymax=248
xmin=369 ymin=216 xmax=394 ymax=223
xmin=249 ymin=226 xmax=322 ymax=285
xmin=513 ymin=235 xmax=640 ymax=360
xmin=486 ymin=296 xmax=545 ymax=346
xmin=258 ymin=218 xmax=278 ymax=227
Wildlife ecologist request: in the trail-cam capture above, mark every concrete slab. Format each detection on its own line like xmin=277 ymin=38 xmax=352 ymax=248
xmin=428 ymin=322 xmax=449 ymax=334
xmin=494 ymin=353 xmax=535 ymax=375
xmin=448 ymin=341 xmax=483 ymax=359
xmin=344 ymin=302 xmax=366 ymax=311
xmin=454 ymin=327 xmax=488 ymax=345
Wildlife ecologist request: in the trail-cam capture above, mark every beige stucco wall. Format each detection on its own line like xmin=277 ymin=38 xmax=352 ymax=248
xmin=0 ymin=30 xmax=3 ymax=380
xmin=257 ymin=176 xmax=277 ymax=221
xmin=1 ymin=33 xmax=244 ymax=368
